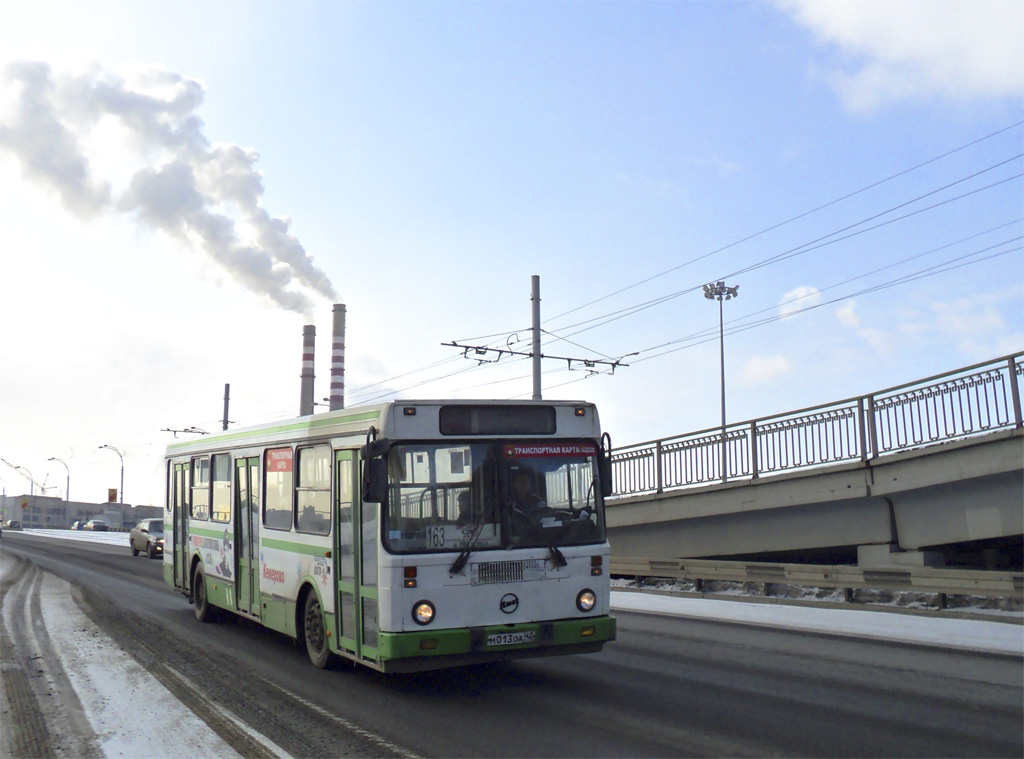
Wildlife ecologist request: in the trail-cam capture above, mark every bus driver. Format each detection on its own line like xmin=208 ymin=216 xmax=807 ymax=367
xmin=510 ymin=470 xmax=546 ymax=514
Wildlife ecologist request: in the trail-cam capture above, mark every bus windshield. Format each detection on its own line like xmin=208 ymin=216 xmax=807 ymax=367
xmin=382 ymin=441 xmax=605 ymax=554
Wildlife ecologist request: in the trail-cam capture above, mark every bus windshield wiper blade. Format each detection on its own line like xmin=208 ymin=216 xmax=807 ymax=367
xmin=548 ymin=544 xmax=567 ymax=568
xmin=449 ymin=522 xmax=484 ymax=576
xmin=450 ymin=548 xmax=472 ymax=575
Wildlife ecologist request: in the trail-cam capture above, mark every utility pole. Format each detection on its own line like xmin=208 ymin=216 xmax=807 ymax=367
xmin=223 ymin=383 xmax=231 ymax=431
xmin=703 ymin=280 xmax=739 ymax=482
xmin=532 ymin=275 xmax=542 ymax=400
xmin=445 ymin=276 xmax=631 ymax=392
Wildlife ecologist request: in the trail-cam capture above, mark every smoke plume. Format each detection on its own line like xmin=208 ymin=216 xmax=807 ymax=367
xmin=0 ymin=61 xmax=336 ymax=314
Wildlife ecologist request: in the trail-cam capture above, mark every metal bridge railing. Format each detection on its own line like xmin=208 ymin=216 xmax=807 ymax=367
xmin=611 ymin=353 xmax=1024 ymax=498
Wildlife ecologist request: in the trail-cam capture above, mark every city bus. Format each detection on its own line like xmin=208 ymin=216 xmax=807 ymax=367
xmin=164 ymin=400 xmax=616 ymax=672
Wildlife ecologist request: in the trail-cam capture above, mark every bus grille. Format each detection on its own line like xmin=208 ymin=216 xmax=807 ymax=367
xmin=473 ymin=559 xmax=545 ymax=585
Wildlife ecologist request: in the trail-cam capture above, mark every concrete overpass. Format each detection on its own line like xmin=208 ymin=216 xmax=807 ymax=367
xmin=607 ymin=354 xmax=1024 ymax=569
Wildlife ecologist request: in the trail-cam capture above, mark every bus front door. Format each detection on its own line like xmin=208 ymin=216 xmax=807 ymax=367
xmin=234 ymin=457 xmax=260 ymax=618
xmin=335 ymin=450 xmax=379 ymax=665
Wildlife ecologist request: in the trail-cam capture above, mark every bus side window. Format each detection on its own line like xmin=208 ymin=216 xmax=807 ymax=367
xmin=191 ymin=457 xmax=210 ymax=521
xmin=211 ymin=453 xmax=231 ymax=522
xmin=296 ymin=445 xmax=331 ymax=534
xmin=338 ymin=455 xmax=354 ymax=581
xmin=264 ymin=447 xmax=293 ymax=530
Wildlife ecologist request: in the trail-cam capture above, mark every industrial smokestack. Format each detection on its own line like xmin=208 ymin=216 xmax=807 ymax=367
xmin=299 ymin=324 xmax=316 ymax=416
xmin=329 ymin=303 xmax=346 ymax=411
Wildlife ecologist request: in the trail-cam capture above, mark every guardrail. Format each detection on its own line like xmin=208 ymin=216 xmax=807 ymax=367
xmin=611 ymin=556 xmax=1024 ymax=607
xmin=611 ymin=352 xmax=1023 ymax=496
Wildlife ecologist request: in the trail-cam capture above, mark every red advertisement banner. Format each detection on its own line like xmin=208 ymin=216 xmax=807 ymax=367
xmin=266 ymin=448 xmax=293 ymax=472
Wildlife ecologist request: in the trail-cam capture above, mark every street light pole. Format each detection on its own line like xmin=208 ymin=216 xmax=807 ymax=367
xmin=99 ymin=445 xmax=124 ymax=504
xmin=703 ymin=280 xmax=740 ymax=482
xmin=16 ymin=466 xmax=34 ymax=496
xmin=48 ymin=457 xmax=70 ymax=502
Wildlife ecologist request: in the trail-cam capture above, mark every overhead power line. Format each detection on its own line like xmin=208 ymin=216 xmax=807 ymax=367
xmin=551 ymin=165 xmax=1023 ymax=342
xmin=546 ymin=121 xmax=1024 ymax=325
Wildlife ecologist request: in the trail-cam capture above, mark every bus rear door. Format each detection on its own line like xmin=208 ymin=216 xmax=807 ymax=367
xmin=172 ymin=462 xmax=189 ymax=592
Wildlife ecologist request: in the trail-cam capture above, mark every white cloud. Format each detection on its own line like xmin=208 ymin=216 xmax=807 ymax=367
xmin=779 ymin=285 xmax=821 ymax=317
xmin=856 ymin=326 xmax=893 ymax=355
xmin=738 ymin=355 xmax=791 ymax=387
xmin=690 ymin=154 xmax=742 ymax=178
xmin=836 ymin=300 xmax=860 ymax=327
xmin=776 ymin=0 xmax=1024 ymax=110
xmin=929 ymin=295 xmax=1022 ymax=357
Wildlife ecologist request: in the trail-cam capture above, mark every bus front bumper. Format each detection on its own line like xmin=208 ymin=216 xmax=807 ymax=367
xmin=375 ymin=615 xmax=616 ymax=673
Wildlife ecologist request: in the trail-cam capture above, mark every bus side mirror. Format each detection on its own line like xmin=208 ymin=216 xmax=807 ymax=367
xmin=599 ymin=432 xmax=613 ymax=498
xmin=362 ymin=457 xmax=388 ymax=503
xmin=599 ymin=457 xmax=613 ymax=498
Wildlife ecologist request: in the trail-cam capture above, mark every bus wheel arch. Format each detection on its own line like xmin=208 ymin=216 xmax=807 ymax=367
xmin=192 ymin=562 xmax=219 ymax=623
xmin=298 ymin=583 xmax=336 ymax=669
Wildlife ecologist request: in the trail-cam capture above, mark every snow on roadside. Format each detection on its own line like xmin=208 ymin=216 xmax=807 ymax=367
xmin=35 ymin=566 xmax=257 ymax=758
xmin=611 ymin=590 xmax=1024 ymax=655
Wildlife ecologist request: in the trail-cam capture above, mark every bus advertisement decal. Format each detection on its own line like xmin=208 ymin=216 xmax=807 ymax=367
xmin=504 ymin=443 xmax=597 ymax=458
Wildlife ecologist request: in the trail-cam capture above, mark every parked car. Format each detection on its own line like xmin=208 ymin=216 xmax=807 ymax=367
xmin=129 ymin=518 xmax=164 ymax=559
xmin=5 ymin=520 xmax=22 ymax=530
xmin=83 ymin=519 xmax=109 ymax=531
xmin=71 ymin=520 xmax=84 ymax=530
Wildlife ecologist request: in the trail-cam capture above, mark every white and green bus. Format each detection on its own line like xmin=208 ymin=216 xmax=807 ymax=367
xmin=164 ymin=400 xmax=616 ymax=673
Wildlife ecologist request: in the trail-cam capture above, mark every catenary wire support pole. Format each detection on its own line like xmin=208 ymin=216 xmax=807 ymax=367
xmin=48 ymin=457 xmax=69 ymax=503
xmin=223 ymin=383 xmax=231 ymax=431
xmin=445 ymin=276 xmax=633 ymax=392
xmin=99 ymin=445 xmax=124 ymax=505
xmin=704 ymin=280 xmax=739 ymax=482
xmin=532 ymin=275 xmax=542 ymax=400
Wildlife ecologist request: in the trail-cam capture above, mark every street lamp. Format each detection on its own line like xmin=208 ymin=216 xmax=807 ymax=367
xmin=16 ymin=465 xmax=34 ymax=496
xmin=704 ymin=280 xmax=740 ymax=482
xmin=99 ymin=445 xmax=124 ymax=504
xmin=48 ymin=457 xmax=70 ymax=502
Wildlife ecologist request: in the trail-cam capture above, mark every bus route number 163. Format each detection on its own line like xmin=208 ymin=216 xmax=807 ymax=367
xmin=425 ymin=525 xmax=450 ymax=548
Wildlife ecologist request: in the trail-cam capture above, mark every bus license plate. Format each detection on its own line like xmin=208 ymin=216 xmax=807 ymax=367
xmin=487 ymin=630 xmax=536 ymax=647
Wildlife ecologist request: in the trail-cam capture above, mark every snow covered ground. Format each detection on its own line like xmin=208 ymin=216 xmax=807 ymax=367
xmin=3 ymin=529 xmax=1022 ymax=758
xmin=612 ymin=589 xmax=1022 ymax=655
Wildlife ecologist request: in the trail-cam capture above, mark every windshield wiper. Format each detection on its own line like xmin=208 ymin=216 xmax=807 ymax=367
xmin=449 ymin=522 xmax=485 ymax=576
xmin=547 ymin=544 xmax=567 ymax=568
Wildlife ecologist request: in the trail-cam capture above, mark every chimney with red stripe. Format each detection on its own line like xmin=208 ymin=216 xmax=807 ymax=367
xmin=329 ymin=304 xmax=346 ymax=411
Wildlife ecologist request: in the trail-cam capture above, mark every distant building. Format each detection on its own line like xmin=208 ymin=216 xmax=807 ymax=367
xmin=0 ymin=494 xmax=161 ymax=529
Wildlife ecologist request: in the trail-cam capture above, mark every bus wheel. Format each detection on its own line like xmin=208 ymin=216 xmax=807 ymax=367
xmin=193 ymin=566 xmax=218 ymax=623
xmin=303 ymin=592 xmax=336 ymax=669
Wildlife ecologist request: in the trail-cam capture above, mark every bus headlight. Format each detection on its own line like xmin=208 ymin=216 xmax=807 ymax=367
xmin=576 ymin=589 xmax=596 ymax=612
xmin=413 ymin=601 xmax=435 ymax=625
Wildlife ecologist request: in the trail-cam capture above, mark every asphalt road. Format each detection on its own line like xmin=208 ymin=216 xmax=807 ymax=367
xmin=2 ymin=531 xmax=1022 ymax=758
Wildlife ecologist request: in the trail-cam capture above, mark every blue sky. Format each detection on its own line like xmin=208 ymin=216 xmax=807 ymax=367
xmin=0 ymin=1 xmax=1021 ymax=507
